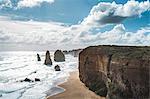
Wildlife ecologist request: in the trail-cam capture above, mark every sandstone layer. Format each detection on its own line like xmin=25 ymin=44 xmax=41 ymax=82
xmin=79 ymin=45 xmax=150 ymax=99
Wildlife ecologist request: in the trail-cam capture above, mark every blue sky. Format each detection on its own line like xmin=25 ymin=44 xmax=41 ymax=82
xmin=0 ymin=0 xmax=149 ymax=27
xmin=0 ymin=0 xmax=149 ymax=51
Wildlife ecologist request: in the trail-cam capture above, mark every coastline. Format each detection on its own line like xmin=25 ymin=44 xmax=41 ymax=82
xmin=47 ymin=71 xmax=105 ymax=99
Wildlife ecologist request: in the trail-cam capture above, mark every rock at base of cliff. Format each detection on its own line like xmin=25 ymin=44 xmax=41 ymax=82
xmin=54 ymin=65 xmax=61 ymax=71
xmin=44 ymin=50 xmax=52 ymax=65
xmin=54 ymin=50 xmax=65 ymax=62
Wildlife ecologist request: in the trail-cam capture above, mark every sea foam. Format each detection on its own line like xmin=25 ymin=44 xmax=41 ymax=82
xmin=0 ymin=51 xmax=78 ymax=99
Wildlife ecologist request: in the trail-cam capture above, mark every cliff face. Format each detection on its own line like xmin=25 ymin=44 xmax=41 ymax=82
xmin=79 ymin=45 xmax=150 ymax=99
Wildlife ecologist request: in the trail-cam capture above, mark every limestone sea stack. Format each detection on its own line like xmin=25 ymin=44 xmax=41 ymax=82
xmin=54 ymin=50 xmax=65 ymax=62
xmin=37 ymin=53 xmax=41 ymax=61
xmin=44 ymin=50 xmax=52 ymax=65
xmin=79 ymin=45 xmax=150 ymax=99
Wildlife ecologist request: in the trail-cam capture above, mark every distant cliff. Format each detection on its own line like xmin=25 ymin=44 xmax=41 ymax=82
xmin=63 ymin=49 xmax=82 ymax=57
xmin=79 ymin=45 xmax=150 ymax=99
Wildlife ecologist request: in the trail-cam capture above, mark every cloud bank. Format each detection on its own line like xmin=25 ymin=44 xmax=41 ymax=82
xmin=81 ymin=0 xmax=150 ymax=26
xmin=0 ymin=16 xmax=149 ymax=50
xmin=0 ymin=0 xmax=150 ymax=50
xmin=66 ymin=24 xmax=150 ymax=46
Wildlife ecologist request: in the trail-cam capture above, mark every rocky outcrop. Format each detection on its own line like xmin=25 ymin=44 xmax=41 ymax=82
xmin=37 ymin=53 xmax=41 ymax=61
xmin=20 ymin=78 xmax=40 ymax=82
xmin=54 ymin=50 xmax=65 ymax=62
xmin=35 ymin=78 xmax=40 ymax=81
xmin=79 ymin=45 xmax=150 ymax=99
xmin=54 ymin=65 xmax=61 ymax=71
xmin=44 ymin=50 xmax=52 ymax=65
xmin=20 ymin=78 xmax=33 ymax=82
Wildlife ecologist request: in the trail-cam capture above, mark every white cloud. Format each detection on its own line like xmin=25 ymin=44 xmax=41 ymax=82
xmin=0 ymin=0 xmax=150 ymax=50
xmin=60 ymin=0 xmax=150 ymax=44
xmin=0 ymin=0 xmax=12 ymax=9
xmin=0 ymin=15 xmax=149 ymax=51
xmin=17 ymin=0 xmax=54 ymax=8
xmin=81 ymin=0 xmax=150 ymax=26
xmin=0 ymin=16 xmax=67 ymax=45
xmin=0 ymin=0 xmax=55 ymax=9
xmin=80 ymin=24 xmax=150 ymax=45
xmin=115 ymin=0 xmax=150 ymax=17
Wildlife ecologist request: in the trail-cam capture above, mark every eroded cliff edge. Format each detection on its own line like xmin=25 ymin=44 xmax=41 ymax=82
xmin=79 ymin=45 xmax=150 ymax=99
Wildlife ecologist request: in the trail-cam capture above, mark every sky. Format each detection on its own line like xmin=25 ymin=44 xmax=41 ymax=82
xmin=0 ymin=0 xmax=150 ymax=51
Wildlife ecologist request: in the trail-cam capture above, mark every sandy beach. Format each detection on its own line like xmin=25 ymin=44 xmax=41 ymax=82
xmin=47 ymin=71 xmax=106 ymax=99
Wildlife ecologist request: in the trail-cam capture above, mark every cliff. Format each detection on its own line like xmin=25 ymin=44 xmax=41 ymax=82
xmin=79 ymin=45 xmax=150 ymax=99
xmin=63 ymin=49 xmax=82 ymax=57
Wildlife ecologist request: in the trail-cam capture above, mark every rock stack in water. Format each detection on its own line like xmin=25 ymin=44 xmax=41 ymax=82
xmin=37 ymin=53 xmax=41 ymax=61
xmin=54 ymin=50 xmax=65 ymax=62
xmin=44 ymin=50 xmax=52 ymax=65
xmin=54 ymin=65 xmax=61 ymax=71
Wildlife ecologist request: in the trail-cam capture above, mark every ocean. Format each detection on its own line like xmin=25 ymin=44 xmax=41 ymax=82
xmin=0 ymin=51 xmax=78 ymax=99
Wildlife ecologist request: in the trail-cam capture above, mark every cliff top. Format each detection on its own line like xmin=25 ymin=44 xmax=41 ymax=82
xmin=80 ymin=45 xmax=150 ymax=59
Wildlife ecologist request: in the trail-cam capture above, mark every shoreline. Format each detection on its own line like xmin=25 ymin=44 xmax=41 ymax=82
xmin=47 ymin=71 xmax=105 ymax=99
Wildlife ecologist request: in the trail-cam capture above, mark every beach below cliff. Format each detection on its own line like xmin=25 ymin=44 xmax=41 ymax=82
xmin=47 ymin=71 xmax=105 ymax=99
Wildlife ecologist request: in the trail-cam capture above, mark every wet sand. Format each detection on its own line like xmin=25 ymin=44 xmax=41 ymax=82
xmin=47 ymin=71 xmax=105 ymax=99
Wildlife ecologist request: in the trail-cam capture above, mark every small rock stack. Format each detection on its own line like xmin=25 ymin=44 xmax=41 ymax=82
xmin=54 ymin=50 xmax=65 ymax=62
xmin=37 ymin=53 xmax=41 ymax=61
xmin=54 ymin=65 xmax=61 ymax=71
xmin=44 ymin=50 xmax=52 ymax=65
